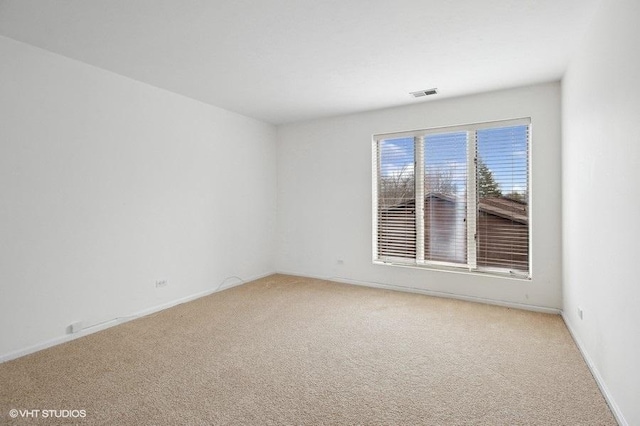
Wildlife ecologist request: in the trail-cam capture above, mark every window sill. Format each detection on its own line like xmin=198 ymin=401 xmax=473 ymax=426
xmin=372 ymin=259 xmax=531 ymax=281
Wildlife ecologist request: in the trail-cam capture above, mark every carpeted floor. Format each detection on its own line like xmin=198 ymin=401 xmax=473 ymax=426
xmin=1 ymin=274 xmax=615 ymax=425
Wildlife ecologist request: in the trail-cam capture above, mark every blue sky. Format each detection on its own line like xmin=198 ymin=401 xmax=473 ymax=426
xmin=379 ymin=125 xmax=528 ymax=196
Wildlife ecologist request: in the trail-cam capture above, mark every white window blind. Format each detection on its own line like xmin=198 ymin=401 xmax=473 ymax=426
xmin=424 ymin=132 xmax=468 ymax=265
xmin=373 ymin=118 xmax=530 ymax=278
xmin=375 ymin=137 xmax=416 ymax=260
xmin=476 ymin=125 xmax=529 ymax=272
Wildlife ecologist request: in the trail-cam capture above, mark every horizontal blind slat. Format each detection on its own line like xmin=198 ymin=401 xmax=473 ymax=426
xmin=476 ymin=125 xmax=529 ymax=273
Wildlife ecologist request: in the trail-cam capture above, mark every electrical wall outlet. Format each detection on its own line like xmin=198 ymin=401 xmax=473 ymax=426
xmin=155 ymin=279 xmax=168 ymax=288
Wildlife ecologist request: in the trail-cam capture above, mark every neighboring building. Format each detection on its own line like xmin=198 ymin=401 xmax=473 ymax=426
xmin=476 ymin=195 xmax=528 ymax=270
xmin=377 ymin=193 xmax=528 ymax=271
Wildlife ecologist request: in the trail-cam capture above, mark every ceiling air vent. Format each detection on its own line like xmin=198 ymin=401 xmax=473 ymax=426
xmin=410 ymin=88 xmax=438 ymax=98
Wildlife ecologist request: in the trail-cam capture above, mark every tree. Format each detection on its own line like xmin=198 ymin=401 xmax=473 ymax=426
xmin=379 ymin=165 xmax=414 ymax=207
xmin=379 ymin=165 xmax=461 ymax=208
xmin=477 ymin=158 xmax=501 ymax=198
xmin=425 ymin=169 xmax=457 ymax=196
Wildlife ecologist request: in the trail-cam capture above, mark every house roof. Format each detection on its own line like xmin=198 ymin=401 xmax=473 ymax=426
xmin=477 ymin=196 xmax=528 ymax=224
xmin=383 ymin=193 xmax=528 ymax=225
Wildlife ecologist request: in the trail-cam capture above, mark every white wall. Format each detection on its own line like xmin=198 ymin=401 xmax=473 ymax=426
xmin=277 ymin=82 xmax=562 ymax=310
xmin=0 ymin=36 xmax=277 ymax=359
xmin=562 ymin=0 xmax=640 ymax=423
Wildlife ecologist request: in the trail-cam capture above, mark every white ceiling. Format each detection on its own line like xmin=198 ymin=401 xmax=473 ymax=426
xmin=0 ymin=0 xmax=600 ymax=124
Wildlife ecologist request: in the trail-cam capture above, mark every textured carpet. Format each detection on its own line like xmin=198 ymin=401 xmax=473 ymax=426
xmin=1 ymin=274 xmax=615 ymax=425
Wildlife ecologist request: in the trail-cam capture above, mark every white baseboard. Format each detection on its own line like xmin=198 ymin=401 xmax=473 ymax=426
xmin=276 ymin=270 xmax=561 ymax=315
xmin=561 ymin=313 xmax=626 ymax=426
xmin=0 ymin=271 xmax=273 ymax=364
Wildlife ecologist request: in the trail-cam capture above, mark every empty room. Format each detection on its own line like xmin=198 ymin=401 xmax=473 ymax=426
xmin=1 ymin=0 xmax=638 ymax=424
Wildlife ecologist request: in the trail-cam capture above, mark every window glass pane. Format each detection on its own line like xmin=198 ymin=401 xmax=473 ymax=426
xmin=373 ymin=118 xmax=530 ymax=278
xmin=377 ymin=137 xmax=416 ymax=259
xmin=424 ymin=132 xmax=467 ymax=263
xmin=476 ymin=125 xmax=529 ymax=272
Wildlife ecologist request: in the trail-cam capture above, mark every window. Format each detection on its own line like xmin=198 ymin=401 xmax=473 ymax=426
xmin=373 ymin=118 xmax=530 ymax=278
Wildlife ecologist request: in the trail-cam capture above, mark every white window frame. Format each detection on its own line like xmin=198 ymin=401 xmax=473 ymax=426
xmin=372 ymin=117 xmax=532 ymax=280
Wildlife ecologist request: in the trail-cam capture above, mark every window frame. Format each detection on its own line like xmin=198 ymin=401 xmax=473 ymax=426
xmin=372 ymin=117 xmax=532 ymax=280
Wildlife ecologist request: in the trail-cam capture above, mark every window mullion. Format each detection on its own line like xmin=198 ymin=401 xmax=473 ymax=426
xmin=467 ymin=131 xmax=478 ymax=270
xmin=372 ymin=140 xmax=380 ymax=262
xmin=415 ymin=136 xmax=425 ymax=263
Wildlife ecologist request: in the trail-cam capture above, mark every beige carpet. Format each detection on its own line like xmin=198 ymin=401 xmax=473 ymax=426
xmin=1 ymin=274 xmax=615 ymax=425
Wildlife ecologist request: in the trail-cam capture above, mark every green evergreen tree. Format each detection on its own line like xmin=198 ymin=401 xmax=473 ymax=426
xmin=477 ymin=158 xmax=501 ymax=198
